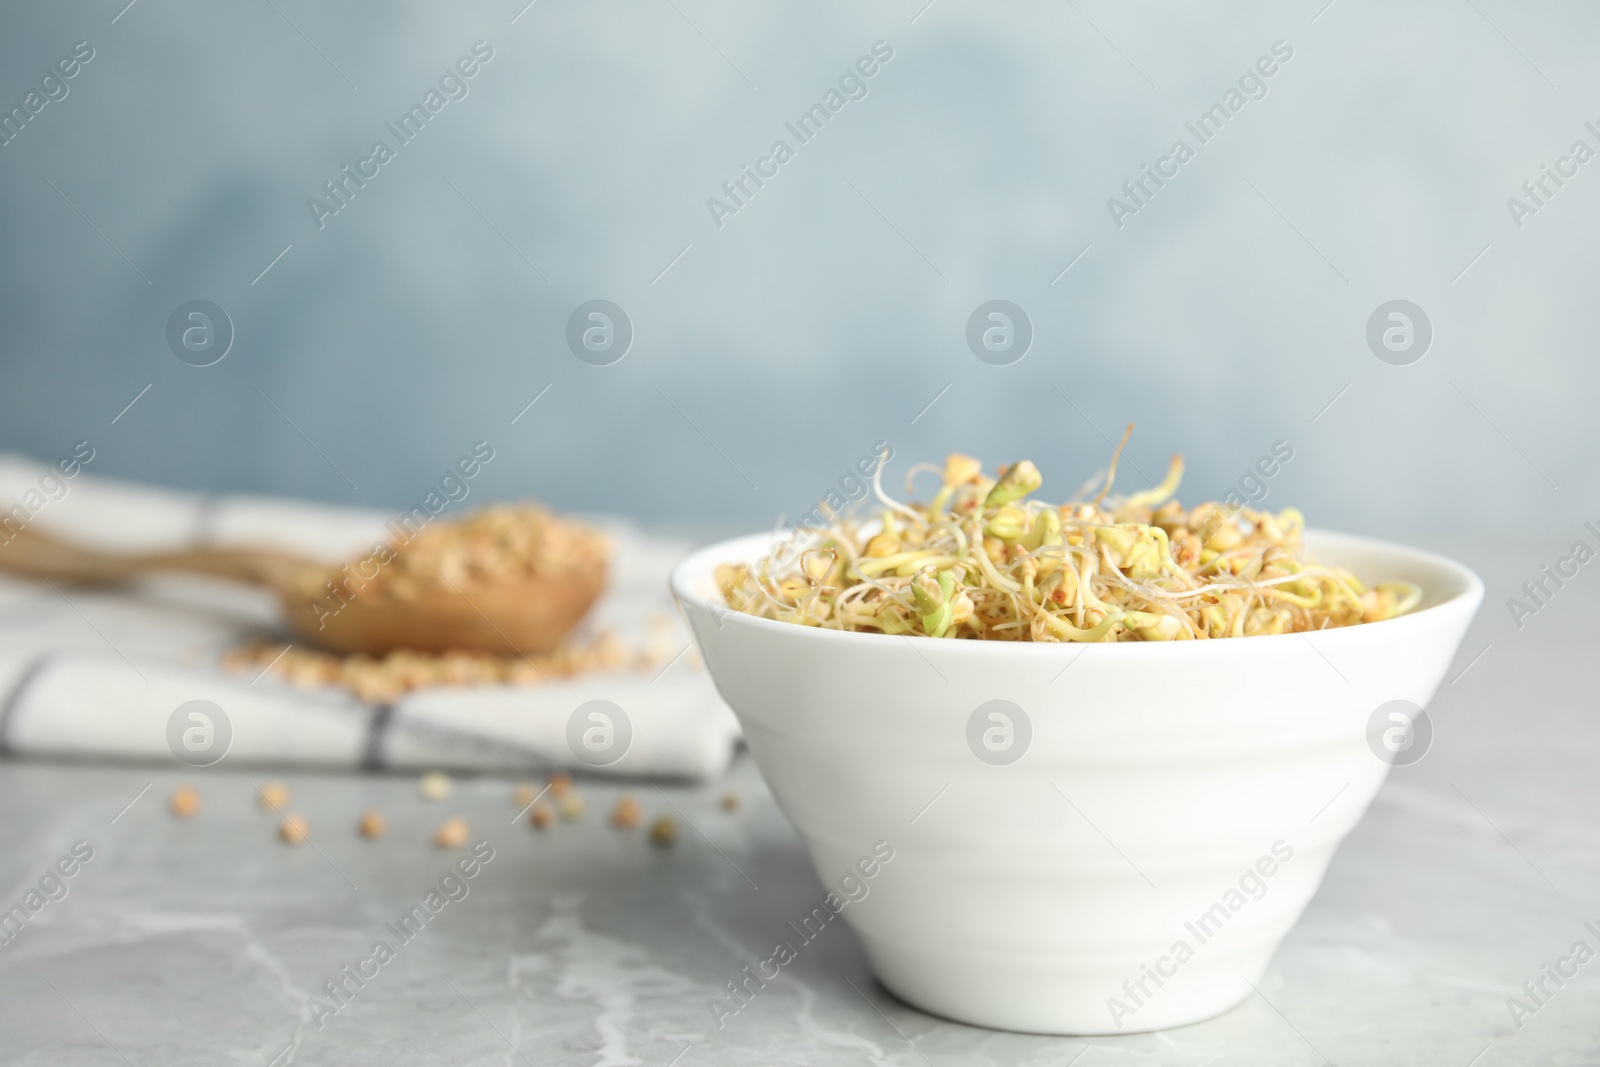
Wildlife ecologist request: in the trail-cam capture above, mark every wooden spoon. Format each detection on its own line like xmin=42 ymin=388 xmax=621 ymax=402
xmin=0 ymin=526 xmax=603 ymax=656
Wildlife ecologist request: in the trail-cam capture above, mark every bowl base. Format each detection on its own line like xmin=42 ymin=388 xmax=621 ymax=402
xmin=864 ymin=940 xmax=1262 ymax=1035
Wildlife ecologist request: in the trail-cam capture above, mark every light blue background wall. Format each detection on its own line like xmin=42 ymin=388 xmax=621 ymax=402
xmin=0 ymin=1 xmax=1593 ymax=545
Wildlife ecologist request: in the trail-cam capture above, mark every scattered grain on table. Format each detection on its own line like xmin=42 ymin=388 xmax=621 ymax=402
xmin=611 ymin=794 xmax=641 ymax=829
xmin=433 ymin=817 xmax=470 ymax=849
xmin=279 ymin=814 xmax=310 ymax=845
xmin=170 ymin=786 xmax=200 ymax=818
xmin=257 ymin=781 xmax=290 ymax=812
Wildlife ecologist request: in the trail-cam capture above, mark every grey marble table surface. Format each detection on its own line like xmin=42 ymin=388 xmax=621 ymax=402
xmin=0 ymin=543 xmax=1596 ymax=1066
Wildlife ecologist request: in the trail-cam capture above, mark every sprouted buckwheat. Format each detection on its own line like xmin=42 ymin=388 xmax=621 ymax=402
xmin=718 ymin=431 xmax=1421 ymax=642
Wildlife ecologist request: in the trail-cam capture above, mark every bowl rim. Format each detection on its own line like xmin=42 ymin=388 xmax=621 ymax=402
xmin=669 ymin=527 xmax=1485 ymax=658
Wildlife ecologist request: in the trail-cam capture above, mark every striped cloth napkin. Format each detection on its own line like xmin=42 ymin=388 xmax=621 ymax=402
xmin=0 ymin=454 xmax=739 ymax=780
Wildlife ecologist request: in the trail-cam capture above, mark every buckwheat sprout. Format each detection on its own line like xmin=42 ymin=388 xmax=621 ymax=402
xmin=716 ymin=433 xmax=1421 ymax=642
xmin=1092 ymin=423 xmax=1134 ymax=505
xmin=871 ymin=448 xmax=923 ymax=527
xmin=931 ymin=520 xmax=970 ymax=563
xmin=903 ymin=463 xmax=944 ymax=497
xmin=1121 ymin=455 xmax=1184 ymax=512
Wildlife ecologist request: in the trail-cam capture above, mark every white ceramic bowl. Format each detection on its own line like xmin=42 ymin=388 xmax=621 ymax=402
xmin=670 ymin=530 xmax=1482 ymax=1035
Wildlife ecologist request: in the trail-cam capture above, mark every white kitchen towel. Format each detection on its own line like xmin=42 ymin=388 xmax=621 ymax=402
xmin=0 ymin=454 xmax=739 ymax=780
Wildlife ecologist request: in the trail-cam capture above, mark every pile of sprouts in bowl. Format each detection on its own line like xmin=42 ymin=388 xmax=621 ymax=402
xmin=716 ymin=435 xmax=1422 ymax=642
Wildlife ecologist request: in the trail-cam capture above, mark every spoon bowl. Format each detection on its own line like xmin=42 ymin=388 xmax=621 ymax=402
xmin=278 ymin=564 xmax=605 ymax=656
xmin=0 ymin=527 xmax=603 ymax=656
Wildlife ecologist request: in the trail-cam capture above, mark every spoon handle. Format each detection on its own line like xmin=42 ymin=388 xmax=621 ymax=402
xmin=0 ymin=526 xmax=308 ymax=589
